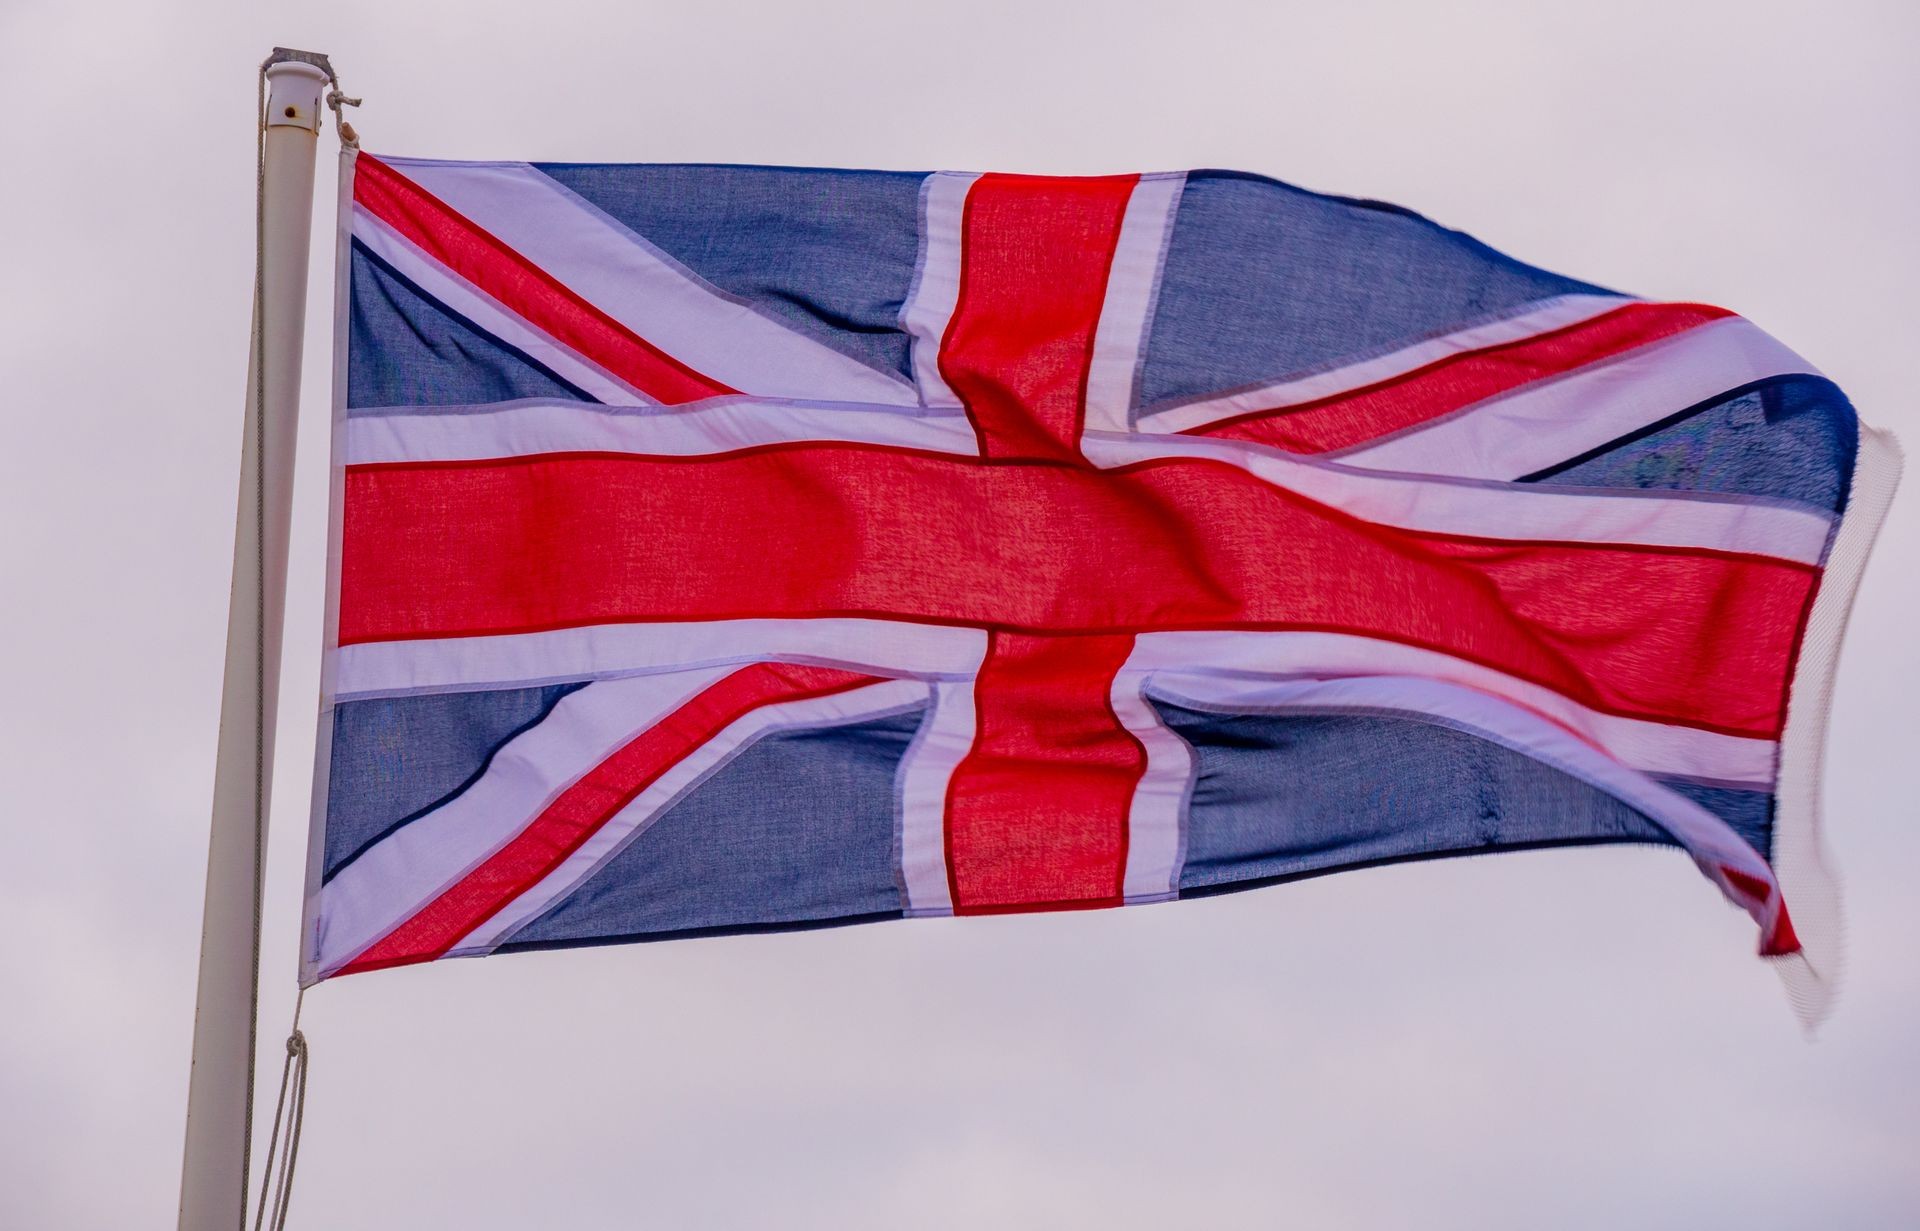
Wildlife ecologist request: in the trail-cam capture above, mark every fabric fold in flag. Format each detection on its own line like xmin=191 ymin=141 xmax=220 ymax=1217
xmin=305 ymin=153 xmax=1899 ymax=1025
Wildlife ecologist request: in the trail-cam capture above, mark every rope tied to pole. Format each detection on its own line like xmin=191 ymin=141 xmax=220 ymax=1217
xmin=325 ymin=87 xmax=361 ymax=148
xmin=251 ymin=991 xmax=309 ymax=1231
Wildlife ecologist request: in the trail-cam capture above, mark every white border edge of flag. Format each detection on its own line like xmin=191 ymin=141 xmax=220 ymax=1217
xmin=1771 ymin=422 xmax=1904 ymax=1027
xmin=299 ymin=146 xmax=358 ymax=989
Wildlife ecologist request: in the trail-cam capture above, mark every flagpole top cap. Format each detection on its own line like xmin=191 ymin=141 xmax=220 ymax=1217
xmin=265 ymin=48 xmax=335 ymax=81
xmin=264 ymin=49 xmax=332 ymax=132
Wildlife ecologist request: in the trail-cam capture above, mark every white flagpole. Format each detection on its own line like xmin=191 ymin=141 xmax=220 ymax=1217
xmin=177 ymin=51 xmax=329 ymax=1231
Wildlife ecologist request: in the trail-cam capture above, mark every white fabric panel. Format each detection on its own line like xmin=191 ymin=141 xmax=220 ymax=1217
xmin=1769 ymin=427 xmax=1905 ymax=1021
xmin=1134 ymin=293 xmax=1633 ymax=435
xmin=1083 ymin=174 xmax=1185 ymax=435
xmin=458 ymin=680 xmax=934 ymax=956
xmin=1335 ymin=316 xmax=1821 ymax=478
xmin=1128 ymin=630 xmax=1778 ymax=785
xmin=898 ymin=171 xmax=978 ymax=410
xmin=1079 ymin=430 xmax=1833 ymax=565
xmin=334 ymin=619 xmax=989 ymax=702
xmin=386 ymin=158 xmax=922 ymax=407
xmin=345 ymin=396 xmax=979 ymax=464
xmin=312 ymin=668 xmax=732 ymax=978
xmin=353 ymin=206 xmax=645 ymax=405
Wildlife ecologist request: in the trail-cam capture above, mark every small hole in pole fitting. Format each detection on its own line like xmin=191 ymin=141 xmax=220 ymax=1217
xmin=284 ymin=106 xmax=297 ymax=118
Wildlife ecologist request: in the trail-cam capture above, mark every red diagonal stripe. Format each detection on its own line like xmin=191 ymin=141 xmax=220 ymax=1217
xmin=353 ymin=154 xmax=736 ymax=406
xmin=338 ymin=663 xmax=879 ymax=977
xmin=339 ymin=446 xmax=1816 ymax=740
xmin=1188 ymin=302 xmax=1734 ymax=453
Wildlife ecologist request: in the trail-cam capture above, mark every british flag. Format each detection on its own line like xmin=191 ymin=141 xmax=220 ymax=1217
xmin=303 ymin=154 xmax=1898 ymax=1008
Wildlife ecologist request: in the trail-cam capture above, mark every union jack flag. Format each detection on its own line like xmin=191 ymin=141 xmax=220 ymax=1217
xmin=303 ymin=155 xmax=1897 ymax=1010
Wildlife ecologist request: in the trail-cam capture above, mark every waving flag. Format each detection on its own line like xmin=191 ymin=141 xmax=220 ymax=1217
xmin=304 ymin=155 xmax=1898 ymax=1011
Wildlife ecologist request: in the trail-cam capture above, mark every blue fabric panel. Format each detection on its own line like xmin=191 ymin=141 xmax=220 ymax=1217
xmin=1521 ymin=376 xmax=1859 ymax=513
xmin=532 ymin=163 xmax=926 ymax=384
xmin=500 ymin=707 xmax=923 ymax=948
xmin=1138 ymin=171 xmax=1610 ymax=414
xmin=1659 ymin=778 xmax=1773 ymax=857
xmin=347 ymin=240 xmax=593 ymax=410
xmin=322 ymin=683 xmax=586 ymax=882
xmin=1157 ymin=702 xmax=1774 ymax=896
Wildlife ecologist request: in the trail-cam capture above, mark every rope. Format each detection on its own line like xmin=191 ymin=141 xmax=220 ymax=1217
xmin=326 ymin=86 xmax=362 ymax=149
xmin=251 ymin=991 xmax=309 ymax=1231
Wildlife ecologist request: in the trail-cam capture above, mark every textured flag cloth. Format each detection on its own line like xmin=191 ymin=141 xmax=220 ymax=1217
xmin=304 ymin=154 xmax=1899 ymax=1019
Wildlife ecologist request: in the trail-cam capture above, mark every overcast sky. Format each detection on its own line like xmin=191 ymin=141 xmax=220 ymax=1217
xmin=2 ymin=1 xmax=1915 ymax=1227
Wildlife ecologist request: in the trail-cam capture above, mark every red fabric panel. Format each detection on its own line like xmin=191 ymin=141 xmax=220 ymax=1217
xmin=944 ymin=633 xmax=1143 ymax=910
xmin=1720 ymin=866 xmax=1801 ymax=956
xmin=339 ymin=663 xmax=878 ymax=976
xmin=340 ymin=446 xmax=1817 ymax=739
xmin=353 ymin=155 xmax=735 ymax=406
xmin=939 ymin=174 xmax=1138 ymax=462
xmin=1189 ymin=303 xmax=1734 ymax=453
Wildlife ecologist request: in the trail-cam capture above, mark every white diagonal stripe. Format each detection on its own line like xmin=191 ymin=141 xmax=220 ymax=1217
xmin=1134 ymin=294 xmax=1633 ymax=435
xmin=1333 ymin=316 xmax=1820 ymax=479
xmin=353 ymin=206 xmax=647 ymax=405
xmin=312 ymin=668 xmax=732 ymax=978
xmin=460 ymin=679 xmax=935 ymax=956
xmin=386 ymin=158 xmax=922 ymax=407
